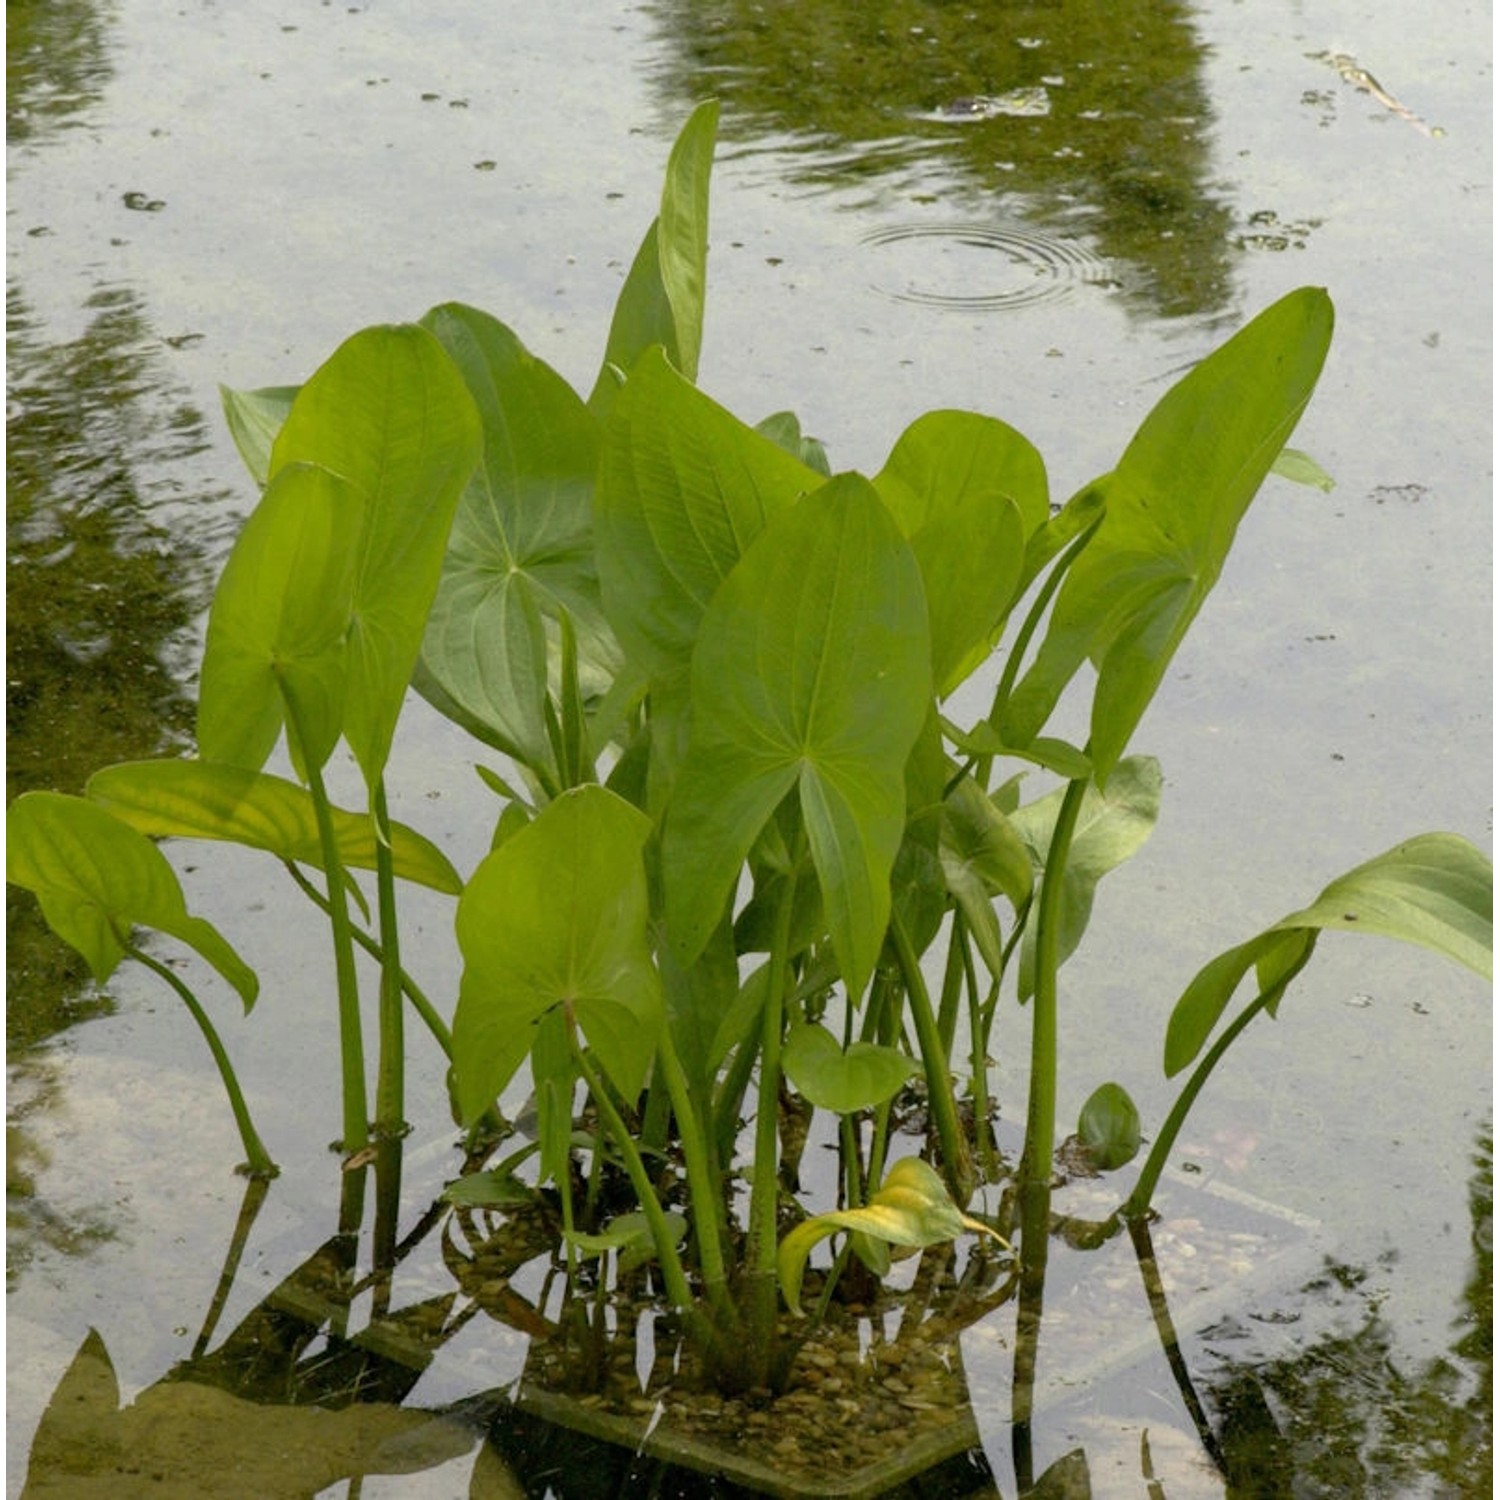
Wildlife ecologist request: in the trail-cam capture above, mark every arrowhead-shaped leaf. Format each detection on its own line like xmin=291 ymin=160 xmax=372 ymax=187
xmin=7 ymin=792 xmax=258 ymax=1008
xmin=661 ymin=474 xmax=931 ymax=998
xmin=594 ymin=346 xmax=822 ymax=680
xmin=1165 ymin=833 xmax=1493 ymax=1075
xmin=782 ymin=1022 xmax=915 ymax=1113
xmin=197 ymin=462 xmax=364 ymax=774
xmin=874 ymin=410 xmax=1046 ymax=695
xmin=1005 ymin=288 xmax=1334 ymax=779
xmin=452 ymin=786 xmax=663 ymax=1123
xmin=416 ymin=304 xmax=610 ymax=775
xmin=87 ymin=760 xmax=460 ymax=894
xmin=588 ymin=99 xmax=719 ymax=416
xmin=269 ymin=323 xmax=482 ymax=788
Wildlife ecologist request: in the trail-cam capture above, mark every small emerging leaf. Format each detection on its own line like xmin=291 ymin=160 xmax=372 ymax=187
xmin=1077 ymin=1082 xmax=1142 ymax=1171
xmin=778 ymin=1157 xmax=1010 ymax=1315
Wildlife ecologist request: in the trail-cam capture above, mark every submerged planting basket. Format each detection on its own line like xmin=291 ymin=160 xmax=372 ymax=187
xmin=470 ymin=1158 xmax=1324 ymax=1499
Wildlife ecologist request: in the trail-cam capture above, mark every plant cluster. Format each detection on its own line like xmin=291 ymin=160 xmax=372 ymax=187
xmin=8 ymin=103 xmax=1490 ymax=1399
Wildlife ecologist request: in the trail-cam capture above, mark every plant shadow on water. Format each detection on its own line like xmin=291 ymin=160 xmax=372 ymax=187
xmin=18 ymin=1121 xmax=1491 ymax=1495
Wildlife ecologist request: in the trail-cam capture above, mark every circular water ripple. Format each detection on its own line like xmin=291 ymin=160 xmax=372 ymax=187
xmin=860 ymin=223 xmax=1115 ymax=312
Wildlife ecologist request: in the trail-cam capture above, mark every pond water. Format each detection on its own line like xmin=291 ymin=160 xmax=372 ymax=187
xmin=6 ymin=1 xmax=1491 ymax=1495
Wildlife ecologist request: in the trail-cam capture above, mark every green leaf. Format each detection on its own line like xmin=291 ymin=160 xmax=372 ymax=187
xmin=415 ymin=305 xmax=613 ymax=778
xmin=755 ymin=410 xmax=832 ymax=475
xmin=661 ymin=474 xmax=932 ymax=998
xmin=589 ymin=100 xmax=719 ymax=416
xmin=1077 ymin=1082 xmax=1142 ymax=1170
xmin=594 ymin=347 xmax=822 ymax=680
xmin=452 ymin=786 xmax=663 ymax=1123
xmin=941 ymin=719 xmax=1094 ymax=781
xmin=1009 ymin=757 xmax=1162 ymax=1000
xmin=219 ymin=384 xmax=299 ymax=487
xmin=86 ymin=760 xmax=461 ymax=894
xmin=1005 ymin=288 xmax=1335 ymax=779
xmin=1165 ymin=833 xmax=1493 ymax=1075
xmin=7 ymin=792 xmax=258 ymax=1008
xmin=939 ymin=775 xmax=1034 ymax=977
xmin=564 ymin=1211 xmax=687 ymax=1274
xmin=782 ymin=1022 xmax=915 ymax=1113
xmin=441 ymin=1169 xmax=537 ymax=1208
xmin=197 ymin=462 xmax=365 ymax=774
xmin=874 ymin=411 xmax=1046 ymax=694
xmin=1271 ymin=446 xmax=1335 ymax=492
xmin=269 ymin=323 xmax=483 ymax=788
xmin=778 ymin=1158 xmax=1008 ymax=1315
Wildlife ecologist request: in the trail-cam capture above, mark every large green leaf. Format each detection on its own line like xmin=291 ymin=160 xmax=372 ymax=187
xmin=197 ymin=462 xmax=364 ymax=774
xmin=874 ymin=411 xmax=1046 ymax=695
xmin=86 ymin=760 xmax=461 ymax=894
xmin=1005 ymin=288 xmax=1335 ymax=779
xmin=1008 ymin=757 xmax=1162 ymax=1000
xmin=7 ymin=792 xmax=257 ymax=1007
xmin=1165 ymin=833 xmax=1493 ymax=1076
xmin=594 ymin=346 xmax=822 ymax=680
xmin=777 ymin=1158 xmax=1007 ymax=1315
xmin=415 ymin=304 xmax=609 ymax=775
xmin=269 ymin=323 xmax=482 ymax=788
xmin=588 ymin=99 xmax=719 ymax=417
xmin=452 ymin=785 xmax=663 ymax=1123
xmin=661 ymin=474 xmax=931 ymax=998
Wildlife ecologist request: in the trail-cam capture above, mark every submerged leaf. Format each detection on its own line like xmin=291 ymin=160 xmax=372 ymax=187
xmin=1077 ymin=1082 xmax=1142 ymax=1170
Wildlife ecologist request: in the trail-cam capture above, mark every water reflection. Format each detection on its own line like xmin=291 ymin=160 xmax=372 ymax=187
xmin=645 ymin=0 xmax=1235 ymax=318
xmin=6 ymin=280 xmax=229 ymax=1046
xmin=7 ymin=0 xmax=114 ymax=145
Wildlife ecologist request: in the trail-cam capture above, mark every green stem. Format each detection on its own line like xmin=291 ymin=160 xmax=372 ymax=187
xmin=571 ymin=1040 xmax=716 ymax=1353
xmin=371 ymin=781 xmax=404 ymax=1140
xmin=296 ymin=748 xmax=368 ymax=1161
xmin=126 ymin=943 xmax=278 ymax=1178
xmin=283 ymin=860 xmax=451 ymax=1057
xmin=936 ymin=910 xmax=967 ymax=1058
xmin=889 ymin=910 xmax=973 ymax=1205
xmin=1119 ymin=979 xmax=1297 ymax=1222
xmin=655 ymin=1026 xmax=740 ymax=1335
xmin=744 ymin=850 xmax=802 ymax=1369
xmin=1019 ymin=776 xmax=1089 ymax=1202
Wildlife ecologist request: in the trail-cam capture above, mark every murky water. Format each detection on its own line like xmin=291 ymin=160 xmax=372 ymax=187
xmin=7 ymin=0 xmax=1490 ymax=1494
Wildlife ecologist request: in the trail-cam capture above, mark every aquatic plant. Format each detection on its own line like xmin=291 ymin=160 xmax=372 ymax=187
xmin=7 ymin=102 xmax=1489 ymax=1409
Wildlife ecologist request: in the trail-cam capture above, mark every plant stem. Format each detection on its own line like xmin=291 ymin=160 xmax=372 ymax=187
xmin=656 ymin=1025 xmax=741 ymax=1336
xmin=744 ymin=850 xmax=801 ymax=1373
xmin=889 ymin=910 xmax=973 ymax=1205
xmin=571 ymin=1040 xmax=715 ymax=1353
xmin=125 ymin=943 xmax=278 ymax=1178
xmin=282 ymin=860 xmax=452 ymax=1057
xmin=1018 ymin=776 xmax=1089 ymax=1202
xmin=371 ymin=780 xmax=405 ymax=1140
xmin=1119 ymin=979 xmax=1297 ymax=1221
